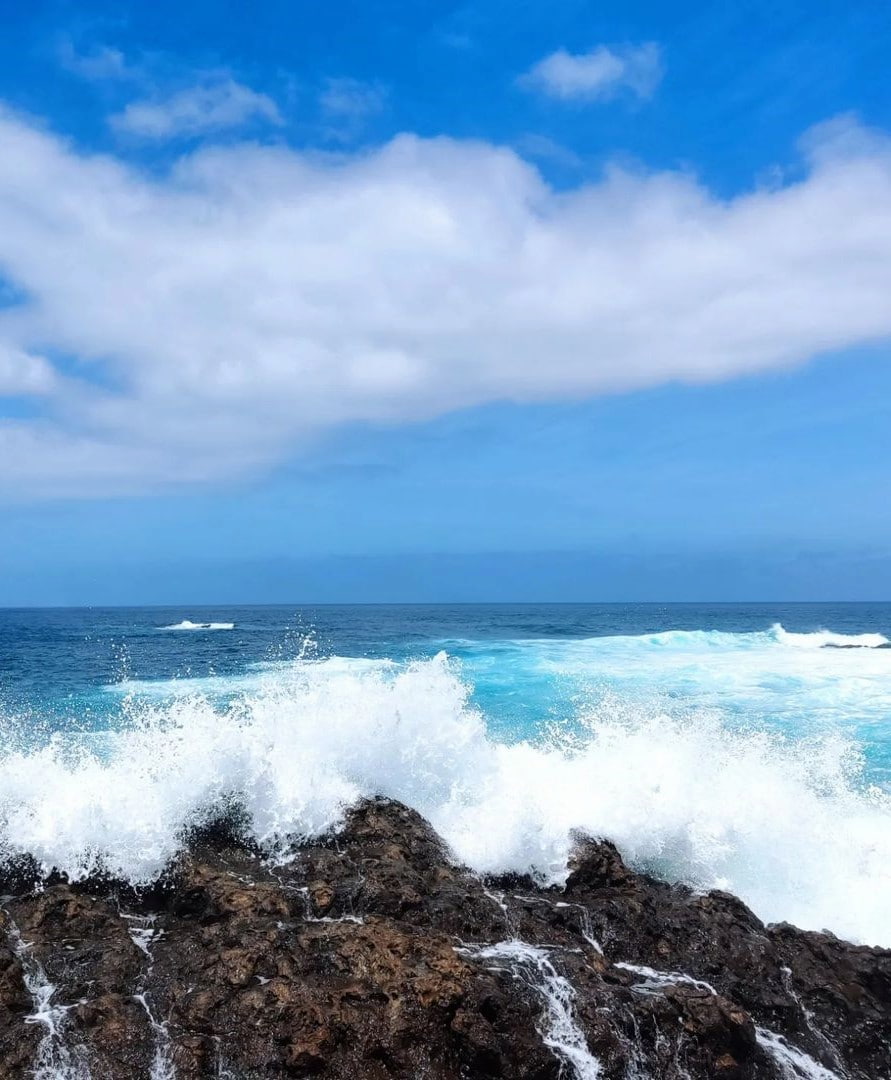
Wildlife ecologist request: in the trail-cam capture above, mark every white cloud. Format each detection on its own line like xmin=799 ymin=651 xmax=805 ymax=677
xmin=0 ymin=107 xmax=890 ymax=496
xmin=521 ymin=43 xmax=663 ymax=102
xmin=320 ymin=77 xmax=386 ymax=120
xmin=0 ymin=345 xmax=57 ymax=396
xmin=514 ymin=133 xmax=582 ymax=170
xmin=110 ymin=77 xmax=282 ymax=138
xmin=59 ymin=43 xmax=283 ymax=141
xmin=319 ymin=78 xmax=387 ymax=143
xmin=58 ymin=41 xmax=135 ymax=82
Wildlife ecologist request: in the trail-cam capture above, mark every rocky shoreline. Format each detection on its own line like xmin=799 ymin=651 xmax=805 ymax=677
xmin=0 ymin=798 xmax=888 ymax=1079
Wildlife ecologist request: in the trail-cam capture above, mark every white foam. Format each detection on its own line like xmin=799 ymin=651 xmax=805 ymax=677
xmin=459 ymin=939 xmax=601 ymax=1078
xmin=1 ymin=654 xmax=890 ymax=945
xmin=134 ymin=992 xmax=176 ymax=1080
xmin=612 ymin=963 xmax=842 ymax=1080
xmin=7 ymin=918 xmax=90 ymax=1079
xmin=613 ymin=962 xmax=717 ymax=996
xmin=770 ymin=624 xmax=889 ymax=649
xmin=158 ymin=621 xmax=234 ymax=631
xmin=501 ymin=624 xmax=889 ymax=653
xmin=779 ymin=966 xmax=846 ymax=1072
xmin=500 ymin=623 xmax=891 ymax=743
xmin=755 ymin=1027 xmax=842 ymax=1079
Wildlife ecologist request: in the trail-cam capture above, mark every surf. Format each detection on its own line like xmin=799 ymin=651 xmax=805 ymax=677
xmin=1 ymin=651 xmax=889 ymax=947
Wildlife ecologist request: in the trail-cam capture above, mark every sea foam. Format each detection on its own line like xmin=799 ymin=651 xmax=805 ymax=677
xmin=158 ymin=620 xmax=235 ymax=631
xmin=0 ymin=652 xmax=889 ymax=946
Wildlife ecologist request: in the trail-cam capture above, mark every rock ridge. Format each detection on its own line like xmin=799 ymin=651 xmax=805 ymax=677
xmin=0 ymin=797 xmax=887 ymax=1078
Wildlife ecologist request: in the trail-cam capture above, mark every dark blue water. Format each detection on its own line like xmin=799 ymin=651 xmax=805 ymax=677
xmin=2 ymin=602 xmax=889 ymax=725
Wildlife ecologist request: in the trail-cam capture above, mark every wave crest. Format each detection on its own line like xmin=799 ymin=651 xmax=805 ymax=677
xmin=158 ymin=620 xmax=235 ymax=631
xmin=1 ymin=653 xmax=889 ymax=946
xmin=770 ymin=623 xmax=889 ymax=649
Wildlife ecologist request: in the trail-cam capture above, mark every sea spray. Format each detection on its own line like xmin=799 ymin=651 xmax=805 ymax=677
xmin=0 ymin=652 xmax=890 ymax=944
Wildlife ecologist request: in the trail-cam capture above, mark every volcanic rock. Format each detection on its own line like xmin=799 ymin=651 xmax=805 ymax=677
xmin=0 ymin=797 xmax=886 ymax=1078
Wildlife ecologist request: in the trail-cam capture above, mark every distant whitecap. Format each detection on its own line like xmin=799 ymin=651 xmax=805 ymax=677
xmin=158 ymin=620 xmax=235 ymax=631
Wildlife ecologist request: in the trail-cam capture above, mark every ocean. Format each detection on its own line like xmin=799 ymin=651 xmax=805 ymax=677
xmin=1 ymin=602 xmax=889 ymax=947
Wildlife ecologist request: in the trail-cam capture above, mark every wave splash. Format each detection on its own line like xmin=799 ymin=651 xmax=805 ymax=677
xmin=0 ymin=653 xmax=889 ymax=946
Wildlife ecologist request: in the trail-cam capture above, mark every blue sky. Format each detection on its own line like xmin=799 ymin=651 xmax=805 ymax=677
xmin=1 ymin=0 xmax=890 ymax=603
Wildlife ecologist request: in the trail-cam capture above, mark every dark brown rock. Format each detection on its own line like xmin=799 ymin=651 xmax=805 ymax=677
xmin=0 ymin=798 xmax=886 ymax=1078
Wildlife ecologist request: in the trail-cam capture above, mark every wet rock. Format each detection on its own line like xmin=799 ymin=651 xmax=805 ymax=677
xmin=0 ymin=798 xmax=886 ymax=1078
xmin=5 ymin=886 xmax=155 ymax=1078
xmin=0 ymin=911 xmax=41 ymax=1077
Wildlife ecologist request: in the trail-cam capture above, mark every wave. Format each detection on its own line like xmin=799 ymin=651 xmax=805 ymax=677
xmin=769 ymin=624 xmax=889 ymax=649
xmin=158 ymin=620 xmax=235 ymax=631
xmin=1 ymin=654 xmax=889 ymax=947
xmin=439 ymin=623 xmax=891 ymax=749
xmin=521 ymin=624 xmax=890 ymax=651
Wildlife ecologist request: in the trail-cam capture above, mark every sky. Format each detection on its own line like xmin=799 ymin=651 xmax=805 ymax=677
xmin=1 ymin=0 xmax=890 ymax=604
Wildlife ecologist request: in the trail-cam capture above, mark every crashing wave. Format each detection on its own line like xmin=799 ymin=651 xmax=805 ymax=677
xmin=0 ymin=652 xmax=889 ymax=946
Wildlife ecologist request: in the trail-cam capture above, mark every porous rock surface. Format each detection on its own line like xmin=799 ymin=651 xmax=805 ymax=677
xmin=0 ymin=798 xmax=887 ymax=1078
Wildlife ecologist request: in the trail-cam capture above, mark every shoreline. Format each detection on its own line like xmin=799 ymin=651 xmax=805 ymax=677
xmin=0 ymin=797 xmax=887 ymax=1078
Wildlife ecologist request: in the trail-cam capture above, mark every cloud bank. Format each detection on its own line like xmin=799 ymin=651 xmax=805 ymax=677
xmin=520 ymin=43 xmax=663 ymax=102
xmin=0 ymin=108 xmax=890 ymax=496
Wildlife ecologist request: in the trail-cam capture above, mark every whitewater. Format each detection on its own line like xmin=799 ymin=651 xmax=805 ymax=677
xmin=0 ymin=605 xmax=890 ymax=947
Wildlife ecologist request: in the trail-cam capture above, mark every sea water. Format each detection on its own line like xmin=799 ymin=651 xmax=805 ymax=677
xmin=0 ymin=603 xmax=889 ymax=946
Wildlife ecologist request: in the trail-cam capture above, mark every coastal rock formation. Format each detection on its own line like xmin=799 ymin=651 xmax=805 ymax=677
xmin=0 ymin=798 xmax=888 ymax=1078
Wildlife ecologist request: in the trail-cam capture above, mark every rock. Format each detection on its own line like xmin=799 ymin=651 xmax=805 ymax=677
xmin=0 ymin=797 xmax=886 ymax=1078
xmin=0 ymin=911 xmax=41 ymax=1077
xmin=5 ymin=886 xmax=155 ymax=1078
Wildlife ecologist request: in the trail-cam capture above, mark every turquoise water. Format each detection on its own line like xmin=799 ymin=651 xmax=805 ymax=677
xmin=1 ymin=603 xmax=890 ymax=944
xmin=4 ymin=603 xmax=891 ymax=772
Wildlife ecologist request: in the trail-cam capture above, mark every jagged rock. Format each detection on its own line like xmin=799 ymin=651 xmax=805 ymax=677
xmin=0 ymin=911 xmax=41 ymax=1076
xmin=5 ymin=886 xmax=155 ymax=1078
xmin=0 ymin=797 xmax=886 ymax=1078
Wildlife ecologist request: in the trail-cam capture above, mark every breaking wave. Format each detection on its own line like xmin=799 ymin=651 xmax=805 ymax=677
xmin=769 ymin=624 xmax=889 ymax=649
xmin=1 ymin=651 xmax=889 ymax=947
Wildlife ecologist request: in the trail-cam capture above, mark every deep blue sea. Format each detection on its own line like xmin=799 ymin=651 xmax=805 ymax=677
xmin=1 ymin=603 xmax=890 ymax=945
